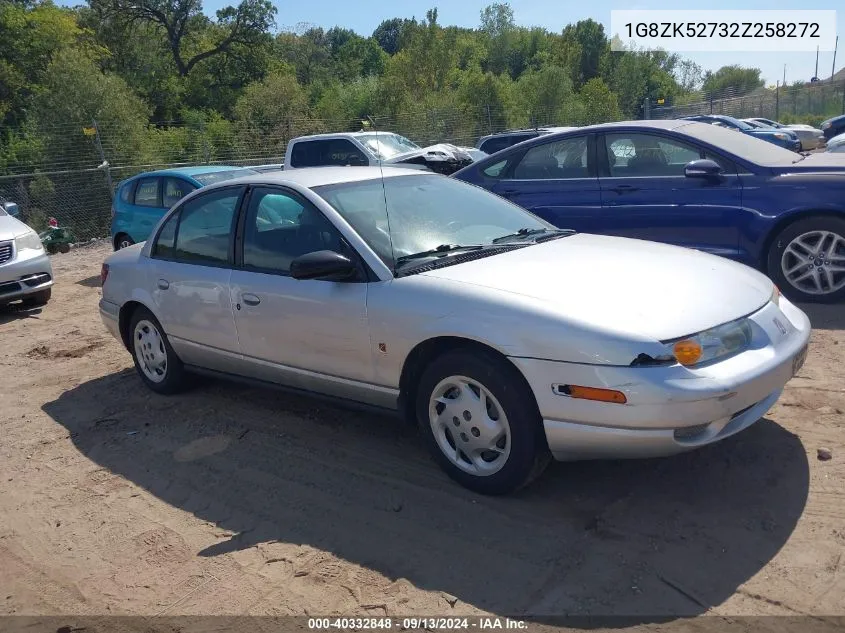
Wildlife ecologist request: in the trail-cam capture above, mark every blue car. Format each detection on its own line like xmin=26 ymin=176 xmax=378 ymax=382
xmin=453 ymin=120 xmax=845 ymax=303
xmin=111 ymin=166 xmax=257 ymax=250
xmin=681 ymin=115 xmax=801 ymax=151
xmin=821 ymin=114 xmax=845 ymax=141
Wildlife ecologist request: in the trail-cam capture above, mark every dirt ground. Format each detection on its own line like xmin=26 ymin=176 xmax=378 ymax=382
xmin=1 ymin=243 xmax=844 ymax=629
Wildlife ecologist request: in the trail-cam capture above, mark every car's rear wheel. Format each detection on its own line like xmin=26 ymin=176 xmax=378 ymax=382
xmin=415 ymin=349 xmax=549 ymax=495
xmin=129 ymin=306 xmax=189 ymax=394
xmin=115 ymin=234 xmax=134 ymax=250
xmin=767 ymin=216 xmax=845 ymax=303
xmin=22 ymin=288 xmax=51 ymax=307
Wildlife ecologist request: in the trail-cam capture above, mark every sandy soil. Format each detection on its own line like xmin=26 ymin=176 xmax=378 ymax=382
xmin=1 ymin=243 xmax=844 ymax=629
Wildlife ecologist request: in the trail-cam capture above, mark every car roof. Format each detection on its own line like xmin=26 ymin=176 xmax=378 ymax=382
xmin=290 ymin=131 xmax=402 ymax=141
xmin=127 ymin=165 xmax=251 ymax=180
xmin=218 ymin=166 xmax=428 ymax=189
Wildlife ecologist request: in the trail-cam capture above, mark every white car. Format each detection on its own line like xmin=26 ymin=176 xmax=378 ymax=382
xmin=99 ymin=167 xmax=811 ymax=495
xmin=0 ymin=207 xmax=53 ymax=307
xmin=826 ymin=132 xmax=845 ymax=153
xmin=744 ymin=118 xmax=826 ymax=150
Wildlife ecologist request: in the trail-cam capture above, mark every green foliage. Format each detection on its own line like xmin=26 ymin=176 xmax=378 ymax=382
xmin=703 ymin=65 xmax=764 ymax=97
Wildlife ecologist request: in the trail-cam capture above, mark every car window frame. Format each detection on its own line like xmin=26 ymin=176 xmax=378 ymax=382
xmin=233 ymin=184 xmax=373 ymax=282
xmin=133 ymin=176 xmax=163 ymax=208
xmin=149 ymin=185 xmax=247 ymax=269
xmin=596 ymin=131 xmax=738 ymax=178
xmin=495 ymin=133 xmax=597 ymax=181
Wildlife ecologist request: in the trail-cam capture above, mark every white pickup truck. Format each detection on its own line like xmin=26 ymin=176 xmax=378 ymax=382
xmin=282 ymin=131 xmax=484 ymax=175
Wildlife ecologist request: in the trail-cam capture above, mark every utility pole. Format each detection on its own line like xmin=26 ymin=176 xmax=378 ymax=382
xmin=783 ymin=64 xmax=787 ymax=86
xmin=814 ymin=46 xmax=819 ymax=80
xmin=833 ymin=35 xmax=839 ymax=81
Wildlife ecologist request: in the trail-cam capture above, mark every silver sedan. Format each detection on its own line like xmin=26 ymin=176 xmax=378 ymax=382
xmin=0 ymin=208 xmax=53 ymax=307
xmin=99 ymin=167 xmax=811 ymax=495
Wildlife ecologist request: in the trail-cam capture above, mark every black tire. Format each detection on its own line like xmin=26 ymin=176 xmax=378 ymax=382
xmin=415 ymin=348 xmax=550 ymax=495
xmin=58 ymin=243 xmax=70 ymax=254
xmin=766 ymin=216 xmax=845 ymax=304
xmin=115 ymin=234 xmax=134 ymax=250
xmin=128 ymin=306 xmax=190 ymax=395
xmin=22 ymin=288 xmax=51 ymax=307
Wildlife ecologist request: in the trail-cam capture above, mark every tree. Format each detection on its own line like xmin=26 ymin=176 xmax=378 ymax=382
xmin=676 ymin=59 xmax=704 ymax=93
xmin=702 ymin=65 xmax=764 ymax=97
xmin=574 ymin=78 xmax=621 ymax=124
xmin=562 ymin=19 xmax=606 ymax=86
xmin=89 ymin=0 xmax=276 ymax=77
xmin=372 ymin=18 xmax=412 ymax=55
xmin=479 ymin=2 xmax=515 ymax=75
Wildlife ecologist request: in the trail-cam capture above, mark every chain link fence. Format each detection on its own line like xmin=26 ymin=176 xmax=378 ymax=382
xmin=1 ymin=104 xmax=568 ymax=242
xmin=648 ymin=79 xmax=845 ymax=123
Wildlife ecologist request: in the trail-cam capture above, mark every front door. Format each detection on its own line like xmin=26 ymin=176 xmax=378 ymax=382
xmin=489 ymin=134 xmax=603 ymax=233
xmin=147 ymin=186 xmax=244 ymax=371
xmin=229 ymin=186 xmax=375 ymax=403
xmin=597 ymin=131 xmax=745 ymax=259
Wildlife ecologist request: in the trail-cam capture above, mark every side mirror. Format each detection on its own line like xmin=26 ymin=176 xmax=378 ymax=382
xmin=2 ymin=202 xmax=20 ymax=218
xmin=684 ymin=159 xmax=722 ymax=179
xmin=290 ymin=250 xmax=357 ymax=282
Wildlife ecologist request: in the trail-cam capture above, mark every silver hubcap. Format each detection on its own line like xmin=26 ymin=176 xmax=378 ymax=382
xmin=119 ymin=239 xmax=132 ymax=249
xmin=134 ymin=319 xmax=167 ymax=383
xmin=781 ymin=230 xmax=845 ymax=295
xmin=428 ymin=375 xmax=511 ymax=476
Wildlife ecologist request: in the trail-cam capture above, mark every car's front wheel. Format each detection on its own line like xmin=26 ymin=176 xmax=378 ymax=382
xmin=767 ymin=216 xmax=845 ymax=303
xmin=415 ymin=349 xmax=549 ymax=495
xmin=129 ymin=306 xmax=189 ymax=394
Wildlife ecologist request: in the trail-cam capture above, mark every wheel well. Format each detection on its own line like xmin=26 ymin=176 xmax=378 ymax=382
xmin=113 ymin=233 xmax=127 ymax=250
xmin=760 ymin=211 xmax=845 ymax=272
xmin=397 ymin=336 xmax=537 ymax=425
xmin=118 ymin=301 xmax=144 ymax=351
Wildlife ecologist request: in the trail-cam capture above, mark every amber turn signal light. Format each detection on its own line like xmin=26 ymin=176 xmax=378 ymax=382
xmin=560 ymin=384 xmax=627 ymax=404
xmin=673 ymin=339 xmax=703 ymax=365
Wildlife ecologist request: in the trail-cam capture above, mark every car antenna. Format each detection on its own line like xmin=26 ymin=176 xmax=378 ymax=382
xmin=365 ymin=115 xmax=397 ymax=274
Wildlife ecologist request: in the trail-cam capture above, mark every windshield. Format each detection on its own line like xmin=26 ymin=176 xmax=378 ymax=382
xmin=358 ymin=134 xmax=420 ymax=160
xmin=192 ymin=169 xmax=257 ymax=186
xmin=680 ymin=121 xmax=799 ymax=166
xmin=312 ymin=174 xmax=551 ymax=270
xmin=726 ymin=118 xmax=754 ymax=131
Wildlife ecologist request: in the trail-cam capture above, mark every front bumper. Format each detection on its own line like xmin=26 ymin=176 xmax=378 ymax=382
xmin=0 ymin=244 xmax=54 ymax=304
xmin=510 ymin=297 xmax=811 ymax=461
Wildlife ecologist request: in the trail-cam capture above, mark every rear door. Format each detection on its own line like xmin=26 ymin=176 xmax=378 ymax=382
xmin=597 ymin=131 xmax=744 ymax=258
xmin=488 ymin=134 xmax=604 ymax=233
xmin=126 ymin=176 xmax=168 ymax=242
xmin=148 ymin=186 xmax=245 ymax=372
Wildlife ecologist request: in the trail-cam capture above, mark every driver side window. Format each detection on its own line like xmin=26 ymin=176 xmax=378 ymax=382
xmin=512 ymin=137 xmax=589 ymax=180
xmin=242 ymin=188 xmax=348 ymax=276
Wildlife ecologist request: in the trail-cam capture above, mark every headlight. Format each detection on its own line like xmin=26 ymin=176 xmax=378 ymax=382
xmin=773 ymin=132 xmax=790 ymax=140
xmin=15 ymin=230 xmax=44 ymax=252
xmin=667 ymin=318 xmax=753 ymax=367
xmin=822 ymin=121 xmax=831 ymax=129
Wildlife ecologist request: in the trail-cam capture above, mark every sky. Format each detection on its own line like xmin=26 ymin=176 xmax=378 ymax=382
xmin=57 ymin=0 xmax=844 ymax=85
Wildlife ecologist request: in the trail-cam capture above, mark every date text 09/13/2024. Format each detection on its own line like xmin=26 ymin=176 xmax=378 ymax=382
xmin=307 ymin=617 xmax=528 ymax=630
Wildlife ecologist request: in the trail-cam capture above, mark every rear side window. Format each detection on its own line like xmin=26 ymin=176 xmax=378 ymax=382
xmin=163 ymin=177 xmax=196 ymax=208
xmin=134 ymin=178 xmax=161 ymax=207
xmin=290 ymin=139 xmax=368 ymax=168
xmin=119 ymin=182 xmax=133 ymax=203
xmin=172 ymin=188 xmax=242 ymax=266
xmin=152 ymin=212 xmax=179 ymax=259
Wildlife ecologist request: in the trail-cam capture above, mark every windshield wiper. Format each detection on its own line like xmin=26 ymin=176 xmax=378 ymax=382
xmin=395 ymin=244 xmax=484 ymax=266
xmin=492 ymin=227 xmax=575 ymax=244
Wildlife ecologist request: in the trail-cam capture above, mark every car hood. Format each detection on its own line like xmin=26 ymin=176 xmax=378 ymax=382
xmin=386 ymin=143 xmax=475 ymax=174
xmin=749 ymin=128 xmax=798 ymax=139
xmin=419 ymin=234 xmax=773 ymax=342
xmin=0 ymin=214 xmax=36 ymax=241
xmin=774 ymin=152 xmax=845 ymax=172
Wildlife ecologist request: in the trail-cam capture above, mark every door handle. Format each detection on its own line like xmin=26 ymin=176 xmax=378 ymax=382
xmin=609 ymin=184 xmax=639 ymax=194
xmin=609 ymin=184 xmax=640 ymax=193
xmin=241 ymin=293 xmax=261 ymax=306
xmin=157 ymin=279 xmax=170 ymax=290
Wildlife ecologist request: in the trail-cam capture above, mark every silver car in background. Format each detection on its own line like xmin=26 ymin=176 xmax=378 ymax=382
xmin=99 ymin=167 xmax=811 ymax=495
xmin=0 ymin=207 xmax=53 ymax=307
xmin=743 ymin=118 xmax=826 ymax=150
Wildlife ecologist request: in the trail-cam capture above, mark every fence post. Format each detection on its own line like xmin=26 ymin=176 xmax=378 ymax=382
xmin=485 ymin=104 xmax=492 ymax=134
xmin=91 ymin=119 xmax=114 ymax=201
xmin=775 ymin=82 xmax=779 ymax=120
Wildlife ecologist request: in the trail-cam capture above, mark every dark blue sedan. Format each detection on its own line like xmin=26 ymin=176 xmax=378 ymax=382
xmin=682 ymin=115 xmax=802 ymax=151
xmin=453 ymin=120 xmax=845 ymax=303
